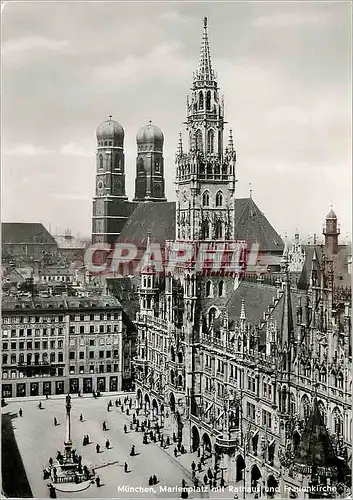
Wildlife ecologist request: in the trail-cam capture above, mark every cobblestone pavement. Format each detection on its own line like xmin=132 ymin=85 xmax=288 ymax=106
xmin=3 ymin=395 xmax=227 ymax=499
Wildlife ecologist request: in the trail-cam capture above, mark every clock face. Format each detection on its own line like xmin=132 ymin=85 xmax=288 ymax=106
xmin=97 ymin=180 xmax=104 ymax=192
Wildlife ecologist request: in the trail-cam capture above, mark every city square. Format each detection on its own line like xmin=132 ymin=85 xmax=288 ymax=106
xmin=3 ymin=394 xmax=249 ymax=499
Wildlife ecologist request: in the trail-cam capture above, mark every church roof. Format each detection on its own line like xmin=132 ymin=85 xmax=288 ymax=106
xmin=233 ymin=198 xmax=284 ymax=253
xmin=118 ymin=202 xmax=176 ymax=245
xmin=293 ymin=398 xmax=337 ymax=471
xmin=225 ymin=281 xmax=278 ymax=326
xmin=118 ymin=198 xmax=283 ymax=254
xmin=2 ymin=223 xmax=57 ymax=245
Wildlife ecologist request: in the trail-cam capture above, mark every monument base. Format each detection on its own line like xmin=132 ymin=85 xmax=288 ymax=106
xmin=51 ymin=480 xmax=91 ymax=493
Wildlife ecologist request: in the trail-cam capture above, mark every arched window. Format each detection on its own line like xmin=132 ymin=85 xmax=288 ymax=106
xmin=99 ymin=154 xmax=103 ymax=169
xmin=320 ymin=367 xmax=327 ymax=383
xmin=218 ymin=280 xmax=224 ymax=297
xmin=196 ymin=129 xmax=203 ymax=152
xmin=199 ymin=91 xmax=204 ymax=110
xmin=206 ymin=281 xmax=213 ymax=297
xmin=177 ymin=352 xmax=183 ymax=364
xmin=202 ymin=191 xmax=210 ymax=207
xmin=290 ymin=393 xmax=296 ymax=414
xmin=216 ymin=191 xmax=223 ymax=207
xmin=318 ymin=401 xmax=327 ymax=425
xmin=215 ymin=220 xmax=223 ymax=239
xmin=301 ymin=395 xmax=310 ymax=419
xmin=203 ymin=220 xmax=210 ymax=239
xmin=171 ymin=346 xmax=175 ymax=362
xmin=206 ymin=90 xmax=211 ymax=111
xmin=336 ymin=372 xmax=343 ymax=389
xmin=207 ymin=130 xmax=215 ymax=154
xmin=332 ymin=408 xmax=343 ymax=435
xmin=208 ymin=307 xmax=217 ymax=325
xmin=114 ymin=154 xmax=120 ymax=170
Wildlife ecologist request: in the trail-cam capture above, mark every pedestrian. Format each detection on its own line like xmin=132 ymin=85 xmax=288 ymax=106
xmin=149 ymin=476 xmax=153 ymax=486
xmin=124 ymin=424 xmax=127 ymax=434
xmin=115 ymin=399 xmax=118 ymax=407
xmin=191 ymin=461 xmax=196 ymax=472
xmin=103 ymin=421 xmax=107 ymax=431
xmin=208 ymin=468 xmax=213 ymax=479
xmin=124 ymin=462 xmax=128 ymax=473
xmin=204 ymin=475 xmax=208 ymax=485
xmin=126 ymin=408 xmax=130 ymax=416
xmin=182 ymin=479 xmax=186 ymax=488
xmin=19 ymin=408 xmax=23 ymax=417
xmin=38 ymin=402 xmax=42 ymax=410
xmin=48 ymin=484 xmax=56 ymax=498
xmin=107 ymin=404 xmax=110 ymax=412
xmin=173 ymin=432 xmax=177 ymax=442
xmin=118 ymin=398 xmax=121 ymax=405
xmin=121 ymin=405 xmax=124 ymax=412
xmin=201 ymin=454 xmax=205 ymax=465
xmin=213 ymin=479 xmax=217 ymax=489
xmin=153 ymin=475 xmax=158 ymax=485
xmin=53 ymin=417 xmax=57 ymax=426
xmin=130 ymin=445 xmax=135 ymax=456
xmin=133 ymin=413 xmax=136 ymax=423
xmin=49 ymin=457 xmax=53 ymax=466
xmin=95 ymin=475 xmax=101 ymax=487
xmin=174 ymin=448 xmax=178 ymax=457
xmin=109 ymin=399 xmax=112 ymax=407
xmin=79 ymin=413 xmax=83 ymax=422
xmin=198 ymin=462 xmax=202 ymax=472
xmin=105 ymin=439 xmax=110 ymax=449
xmin=166 ymin=436 xmax=171 ymax=446
xmin=194 ymin=478 xmax=199 ymax=488
xmin=96 ymin=444 xmax=100 ymax=454
xmin=197 ymin=447 xmax=201 ymax=458
xmin=180 ymin=444 xmax=185 ymax=454
xmin=220 ymin=477 xmax=225 ymax=487
xmin=177 ymin=442 xmax=181 ymax=452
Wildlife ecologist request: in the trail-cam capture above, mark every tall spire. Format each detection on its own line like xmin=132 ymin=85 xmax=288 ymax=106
xmin=195 ymin=17 xmax=215 ymax=82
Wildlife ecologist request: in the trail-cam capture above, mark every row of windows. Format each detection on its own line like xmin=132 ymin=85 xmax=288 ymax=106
xmin=202 ymin=190 xmax=223 ymax=207
xmin=3 ymin=313 xmax=119 ymax=324
xmin=3 ymin=340 xmax=63 ymax=351
xmin=3 ymin=328 xmax=63 ymax=338
xmin=69 ymin=364 xmax=119 ymax=375
xmin=3 ymin=352 xmax=64 ymax=365
xmin=3 ymin=368 xmax=64 ymax=379
xmin=69 ymin=350 xmax=119 ymax=360
xmin=69 ymin=324 xmax=119 ymax=334
xmin=99 ymin=154 xmax=121 ymax=170
xmin=3 ymin=316 xmax=64 ymax=324
xmin=263 ymin=382 xmax=273 ymax=400
xmin=262 ymin=409 xmax=272 ymax=429
xmin=205 ymin=280 xmax=224 ymax=298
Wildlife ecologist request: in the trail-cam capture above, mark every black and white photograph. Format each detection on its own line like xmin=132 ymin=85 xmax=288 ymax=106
xmin=1 ymin=1 xmax=352 ymax=499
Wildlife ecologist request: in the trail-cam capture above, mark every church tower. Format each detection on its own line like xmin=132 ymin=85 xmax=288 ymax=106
xmin=92 ymin=117 xmax=129 ymax=246
xmin=134 ymin=122 xmax=166 ymax=202
xmin=323 ymin=207 xmax=340 ymax=255
xmin=175 ymin=17 xmax=237 ymax=242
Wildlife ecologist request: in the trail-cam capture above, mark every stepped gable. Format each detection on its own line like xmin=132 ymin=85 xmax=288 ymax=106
xmin=234 ymin=198 xmax=284 ymax=253
xmin=225 ymin=280 xmax=278 ymax=326
xmin=293 ymin=398 xmax=338 ymax=471
xmin=117 ymin=201 xmax=176 ymax=246
xmin=2 ymin=222 xmax=56 ymax=245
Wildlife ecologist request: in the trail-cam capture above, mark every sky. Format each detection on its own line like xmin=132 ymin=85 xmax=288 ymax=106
xmin=2 ymin=1 xmax=351 ymax=242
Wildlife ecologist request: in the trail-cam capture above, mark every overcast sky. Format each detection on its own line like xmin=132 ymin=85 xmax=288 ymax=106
xmin=2 ymin=1 xmax=351 ymax=241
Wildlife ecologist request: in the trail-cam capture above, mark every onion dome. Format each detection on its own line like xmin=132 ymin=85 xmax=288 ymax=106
xmin=96 ymin=116 xmax=124 ymax=147
xmin=326 ymin=207 xmax=337 ymax=220
xmin=136 ymin=121 xmax=164 ymax=152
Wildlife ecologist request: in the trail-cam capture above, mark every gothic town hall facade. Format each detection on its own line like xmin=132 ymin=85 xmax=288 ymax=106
xmin=91 ymin=17 xmax=352 ymax=499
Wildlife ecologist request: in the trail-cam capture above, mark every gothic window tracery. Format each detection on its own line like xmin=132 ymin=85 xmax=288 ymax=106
xmin=199 ymin=91 xmax=204 ymax=110
xmin=207 ymin=129 xmax=215 ymax=153
xmin=208 ymin=307 xmax=217 ymax=326
xmin=216 ymin=191 xmax=223 ymax=207
xmin=99 ymin=154 xmax=103 ymax=170
xmin=196 ymin=129 xmax=203 ymax=152
xmin=206 ymin=280 xmax=213 ymax=298
xmin=202 ymin=191 xmax=210 ymax=207
xmin=332 ymin=407 xmax=343 ymax=435
xmin=215 ymin=219 xmax=223 ymax=239
xmin=206 ymin=90 xmax=211 ymax=111
xmin=218 ymin=280 xmax=224 ymax=297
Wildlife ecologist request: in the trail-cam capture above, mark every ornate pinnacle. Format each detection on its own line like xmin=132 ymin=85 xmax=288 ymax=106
xmin=240 ymin=298 xmax=246 ymax=320
xmin=177 ymin=131 xmax=183 ymax=155
xmin=228 ymin=129 xmax=234 ymax=152
xmin=195 ymin=16 xmax=215 ymax=82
